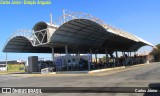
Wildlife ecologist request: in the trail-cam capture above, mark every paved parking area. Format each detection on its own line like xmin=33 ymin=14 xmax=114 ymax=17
xmin=0 ymin=74 xmax=30 ymax=82
xmin=0 ymin=62 xmax=160 ymax=96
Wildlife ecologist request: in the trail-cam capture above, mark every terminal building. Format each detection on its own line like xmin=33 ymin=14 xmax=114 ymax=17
xmin=3 ymin=11 xmax=154 ymax=73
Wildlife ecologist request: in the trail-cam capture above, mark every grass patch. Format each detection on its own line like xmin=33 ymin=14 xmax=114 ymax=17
xmin=7 ymin=64 xmax=25 ymax=72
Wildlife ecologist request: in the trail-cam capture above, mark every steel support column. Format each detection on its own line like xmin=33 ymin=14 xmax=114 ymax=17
xmin=115 ymin=51 xmax=118 ymax=66
xmin=105 ymin=49 xmax=109 ymax=67
xmin=65 ymin=45 xmax=68 ymax=70
xmin=95 ymin=51 xmax=98 ymax=65
xmin=51 ymin=46 xmax=55 ymax=71
xmin=88 ymin=48 xmax=92 ymax=71
xmin=122 ymin=52 xmax=125 ymax=66
xmin=123 ymin=52 xmax=127 ymax=66
xmin=5 ymin=53 xmax=8 ymax=71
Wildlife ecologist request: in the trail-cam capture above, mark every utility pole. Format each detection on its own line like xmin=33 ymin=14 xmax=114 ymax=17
xmin=5 ymin=53 xmax=8 ymax=71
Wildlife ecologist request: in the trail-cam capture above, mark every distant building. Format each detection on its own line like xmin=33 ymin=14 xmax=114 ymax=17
xmin=0 ymin=60 xmax=26 ymax=71
xmin=0 ymin=60 xmax=25 ymax=65
xmin=0 ymin=63 xmax=6 ymax=71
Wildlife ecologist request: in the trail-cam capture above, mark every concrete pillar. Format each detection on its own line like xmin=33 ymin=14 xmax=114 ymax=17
xmin=128 ymin=52 xmax=130 ymax=65
xmin=78 ymin=49 xmax=80 ymax=56
xmin=113 ymin=51 xmax=115 ymax=67
xmin=122 ymin=52 xmax=124 ymax=57
xmin=123 ymin=52 xmax=127 ymax=66
xmin=123 ymin=51 xmax=126 ymax=65
xmin=115 ymin=51 xmax=118 ymax=66
xmin=89 ymin=48 xmax=92 ymax=70
xmin=76 ymin=49 xmax=80 ymax=56
xmin=146 ymin=55 xmax=150 ymax=64
xmin=65 ymin=45 xmax=68 ymax=70
xmin=90 ymin=48 xmax=92 ymax=63
xmin=122 ymin=52 xmax=124 ymax=66
xmin=52 ymin=47 xmax=54 ymax=64
xmin=5 ymin=53 xmax=8 ymax=71
xmin=87 ymin=53 xmax=90 ymax=71
xmin=130 ymin=52 xmax=132 ymax=65
xmin=51 ymin=47 xmax=55 ymax=71
xmin=105 ymin=49 xmax=109 ymax=67
xmin=95 ymin=51 xmax=98 ymax=64
xmin=124 ymin=52 xmax=128 ymax=66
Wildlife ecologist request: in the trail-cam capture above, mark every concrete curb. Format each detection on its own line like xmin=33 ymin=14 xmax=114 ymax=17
xmin=56 ymin=71 xmax=89 ymax=74
xmin=54 ymin=66 xmax=126 ymax=74
xmin=88 ymin=66 xmax=126 ymax=74
xmin=125 ymin=63 xmax=151 ymax=68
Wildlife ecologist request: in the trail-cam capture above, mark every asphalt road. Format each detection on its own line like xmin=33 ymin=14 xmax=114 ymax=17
xmin=1 ymin=62 xmax=160 ymax=96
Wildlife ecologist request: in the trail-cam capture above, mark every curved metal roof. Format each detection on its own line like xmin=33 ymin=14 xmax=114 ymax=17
xmin=3 ymin=11 xmax=154 ymax=53
xmin=50 ymin=18 xmax=153 ymax=52
xmin=4 ymin=36 xmax=50 ymax=53
xmin=32 ymin=21 xmax=58 ymax=31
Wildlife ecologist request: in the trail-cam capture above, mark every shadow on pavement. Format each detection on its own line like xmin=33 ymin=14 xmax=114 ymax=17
xmin=9 ymin=72 xmax=26 ymax=74
xmin=143 ymin=83 xmax=160 ymax=96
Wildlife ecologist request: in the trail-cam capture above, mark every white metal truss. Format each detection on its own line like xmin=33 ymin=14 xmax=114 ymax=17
xmin=4 ymin=29 xmax=33 ymax=45
xmin=53 ymin=10 xmax=140 ymax=42
xmin=31 ymin=28 xmax=48 ymax=46
xmin=4 ymin=28 xmax=48 ymax=47
xmin=4 ymin=10 xmax=153 ymax=50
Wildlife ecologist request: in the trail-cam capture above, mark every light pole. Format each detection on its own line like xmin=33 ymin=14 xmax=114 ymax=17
xmin=5 ymin=53 xmax=8 ymax=71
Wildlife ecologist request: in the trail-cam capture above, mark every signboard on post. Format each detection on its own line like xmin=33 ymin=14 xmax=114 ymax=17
xmin=56 ymin=59 xmax=62 ymax=67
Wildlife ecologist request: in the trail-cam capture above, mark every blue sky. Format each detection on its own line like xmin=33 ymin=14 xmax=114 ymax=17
xmin=0 ymin=0 xmax=159 ymax=61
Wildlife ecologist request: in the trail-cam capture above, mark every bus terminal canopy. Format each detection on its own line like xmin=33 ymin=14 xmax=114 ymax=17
xmin=3 ymin=12 xmax=154 ymax=54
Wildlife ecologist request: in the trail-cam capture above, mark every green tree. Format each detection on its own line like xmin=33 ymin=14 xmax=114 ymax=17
xmin=150 ymin=44 xmax=160 ymax=62
xmin=102 ymin=56 xmax=106 ymax=62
